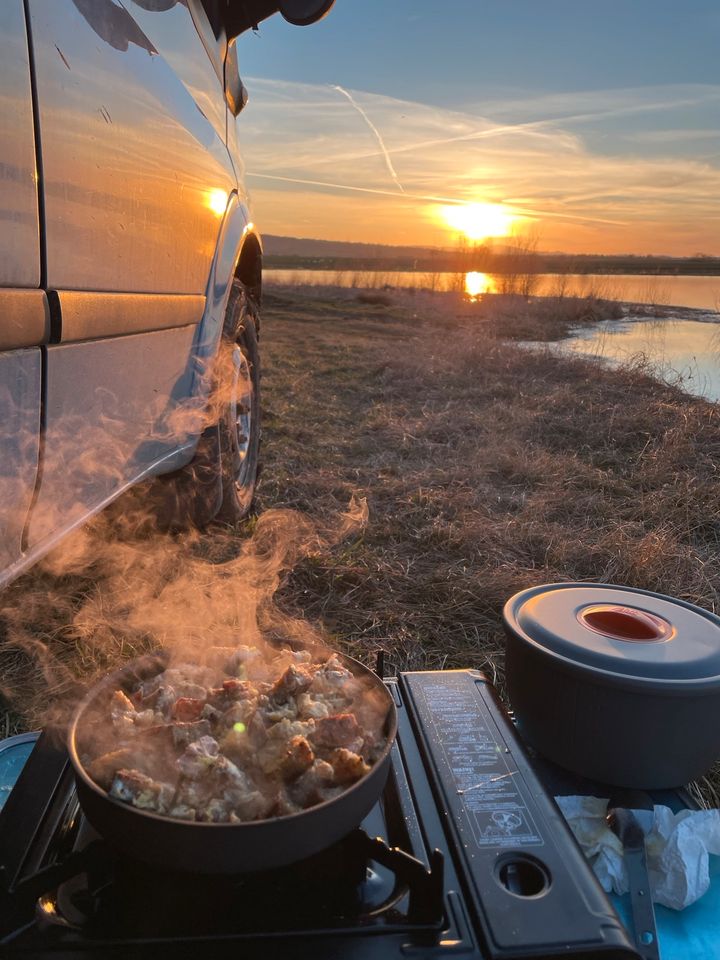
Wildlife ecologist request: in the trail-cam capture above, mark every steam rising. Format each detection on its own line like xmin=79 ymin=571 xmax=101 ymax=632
xmin=0 ymin=496 xmax=368 ymax=734
xmin=0 ymin=346 xmax=368 ymax=734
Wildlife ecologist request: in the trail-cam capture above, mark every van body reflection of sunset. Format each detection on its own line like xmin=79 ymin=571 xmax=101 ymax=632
xmin=437 ymin=203 xmax=515 ymax=242
xmin=465 ymin=272 xmax=496 ymax=299
xmin=206 ymin=188 xmax=228 ymax=217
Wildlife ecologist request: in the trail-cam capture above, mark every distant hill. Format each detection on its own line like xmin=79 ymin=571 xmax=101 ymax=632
xmin=262 ymin=235 xmax=450 ymax=262
xmin=262 ymin=235 xmax=720 ymax=277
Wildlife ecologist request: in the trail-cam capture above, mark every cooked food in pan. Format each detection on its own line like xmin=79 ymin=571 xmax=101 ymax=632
xmin=81 ymin=646 xmax=389 ymax=824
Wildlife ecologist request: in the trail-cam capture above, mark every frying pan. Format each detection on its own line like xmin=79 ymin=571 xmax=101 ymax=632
xmin=68 ymin=648 xmax=397 ymax=874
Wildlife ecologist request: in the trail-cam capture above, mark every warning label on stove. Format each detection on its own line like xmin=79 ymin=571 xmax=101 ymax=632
xmin=408 ymin=673 xmax=544 ymax=848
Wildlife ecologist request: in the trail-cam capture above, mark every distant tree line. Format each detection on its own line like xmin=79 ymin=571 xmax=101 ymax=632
xmin=265 ymin=247 xmax=720 ymax=277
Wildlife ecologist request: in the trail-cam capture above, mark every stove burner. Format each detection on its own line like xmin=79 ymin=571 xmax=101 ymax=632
xmin=33 ymin=830 xmax=444 ymax=942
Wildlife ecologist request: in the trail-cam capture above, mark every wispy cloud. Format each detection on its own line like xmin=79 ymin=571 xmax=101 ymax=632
xmin=241 ymin=78 xmax=720 ymax=255
xmin=467 ymin=85 xmax=720 ymax=125
xmin=620 ymin=129 xmax=720 ymax=144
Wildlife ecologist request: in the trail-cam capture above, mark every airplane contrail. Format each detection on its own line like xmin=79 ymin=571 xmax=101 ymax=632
xmin=247 ymin=172 xmax=454 ymax=202
xmin=331 ymin=84 xmax=405 ymax=193
xmin=245 ymin=172 xmax=627 ymax=226
xmin=294 ymin=92 xmax=718 ymax=171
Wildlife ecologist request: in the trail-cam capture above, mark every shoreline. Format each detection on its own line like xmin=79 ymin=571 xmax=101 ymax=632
xmin=264 ymin=279 xmax=719 ymax=325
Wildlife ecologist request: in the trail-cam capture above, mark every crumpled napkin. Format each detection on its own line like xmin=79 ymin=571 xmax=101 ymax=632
xmin=555 ymin=795 xmax=720 ymax=910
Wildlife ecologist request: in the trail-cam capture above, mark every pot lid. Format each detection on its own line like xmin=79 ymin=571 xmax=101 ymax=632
xmin=504 ymin=583 xmax=720 ymax=685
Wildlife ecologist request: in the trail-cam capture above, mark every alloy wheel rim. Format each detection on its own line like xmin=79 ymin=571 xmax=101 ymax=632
xmin=228 ymin=341 xmax=253 ymax=484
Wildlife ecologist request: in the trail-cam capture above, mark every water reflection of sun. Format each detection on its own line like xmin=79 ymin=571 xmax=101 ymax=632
xmin=465 ymin=271 xmax=495 ymax=300
xmin=438 ymin=202 xmax=515 ymax=242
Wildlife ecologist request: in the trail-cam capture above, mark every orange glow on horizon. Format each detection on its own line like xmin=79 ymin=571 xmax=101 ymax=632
xmin=437 ymin=202 xmax=516 ymax=242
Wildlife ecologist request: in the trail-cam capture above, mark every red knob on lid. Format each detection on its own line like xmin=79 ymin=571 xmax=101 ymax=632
xmin=578 ymin=604 xmax=672 ymax=643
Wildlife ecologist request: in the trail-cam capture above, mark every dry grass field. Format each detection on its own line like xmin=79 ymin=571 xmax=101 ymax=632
xmin=1 ymin=284 xmax=719 ymax=802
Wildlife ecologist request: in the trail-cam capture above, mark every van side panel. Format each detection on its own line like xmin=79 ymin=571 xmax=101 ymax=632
xmin=25 ymin=325 xmax=198 ymax=549
xmin=0 ymin=351 xmax=41 ymax=568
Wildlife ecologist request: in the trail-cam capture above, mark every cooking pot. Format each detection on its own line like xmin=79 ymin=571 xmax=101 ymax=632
xmin=503 ymin=583 xmax=720 ymax=788
xmin=68 ymin=648 xmax=397 ymax=873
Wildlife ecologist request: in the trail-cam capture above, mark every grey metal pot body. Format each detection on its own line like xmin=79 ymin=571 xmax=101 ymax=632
xmin=69 ymin=651 xmax=397 ymax=874
xmin=504 ymin=583 xmax=720 ymax=789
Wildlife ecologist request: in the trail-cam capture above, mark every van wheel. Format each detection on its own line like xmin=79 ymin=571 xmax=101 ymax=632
xmin=147 ymin=280 xmax=261 ymax=530
xmin=215 ymin=280 xmax=261 ymax=523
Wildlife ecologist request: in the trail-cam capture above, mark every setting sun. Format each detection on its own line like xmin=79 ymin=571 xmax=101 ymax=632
xmin=438 ymin=202 xmax=516 ymax=242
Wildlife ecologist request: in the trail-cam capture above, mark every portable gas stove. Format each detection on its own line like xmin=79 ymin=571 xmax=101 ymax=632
xmin=0 ymin=669 xmax=637 ymax=958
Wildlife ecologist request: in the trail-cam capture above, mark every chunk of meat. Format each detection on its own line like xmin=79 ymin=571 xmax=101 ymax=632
xmin=110 ymin=690 xmax=135 ymax=721
xmin=88 ymin=748 xmax=142 ymax=789
xmin=176 ymin=735 xmax=220 ymax=778
xmin=292 ymin=649 xmax=312 ymax=663
xmin=167 ymin=802 xmax=196 ymax=821
xmin=274 ymin=788 xmax=303 ymax=817
xmin=258 ymin=699 xmax=298 ymax=723
xmin=296 ymin=692 xmax=330 ymax=720
xmin=133 ymin=709 xmax=157 ymax=728
xmin=196 ymin=797 xmax=232 ymax=823
xmin=291 ymin=759 xmax=339 ymax=807
xmin=200 ymin=703 xmax=222 ymax=725
xmin=171 ymin=719 xmax=212 ymax=748
xmin=268 ymin=718 xmax=316 ymax=742
xmin=214 ymin=755 xmax=254 ymax=792
xmin=172 ymin=697 xmax=206 ymax=722
xmin=223 ymin=678 xmax=254 ymax=698
xmin=176 ymin=777 xmax=214 ymax=809
xmin=311 ymin=713 xmax=362 ymax=750
xmin=222 ymin=699 xmax=257 ymax=728
xmin=142 ymin=684 xmax=177 ymax=717
xmin=257 ymin=719 xmax=315 ymax=775
xmin=207 ymin=679 xmax=255 ymax=711
xmin=281 ymin=736 xmax=314 ymax=780
xmin=312 ymin=655 xmax=353 ymax=691
xmin=223 ymin=787 xmax=273 ymax=821
xmin=112 ymin=714 xmax=136 ymax=738
xmin=271 ymin=664 xmax=313 ymax=704
xmin=109 ymin=769 xmax=173 ymax=813
xmin=329 ymin=748 xmax=371 ymax=784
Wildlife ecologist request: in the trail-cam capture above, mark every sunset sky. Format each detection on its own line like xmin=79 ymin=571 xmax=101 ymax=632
xmin=237 ymin=0 xmax=719 ymax=256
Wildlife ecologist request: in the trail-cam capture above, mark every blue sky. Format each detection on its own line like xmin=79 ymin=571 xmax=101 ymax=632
xmin=236 ymin=1 xmax=720 ymax=254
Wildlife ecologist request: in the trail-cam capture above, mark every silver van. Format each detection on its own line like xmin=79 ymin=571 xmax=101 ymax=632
xmin=0 ymin=0 xmax=333 ymax=591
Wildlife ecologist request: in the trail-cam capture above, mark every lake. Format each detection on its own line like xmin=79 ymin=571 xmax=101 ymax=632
xmin=265 ymin=267 xmax=720 ymax=402
xmin=265 ymin=269 xmax=720 ymax=313
xmin=559 ymin=318 xmax=720 ymax=403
